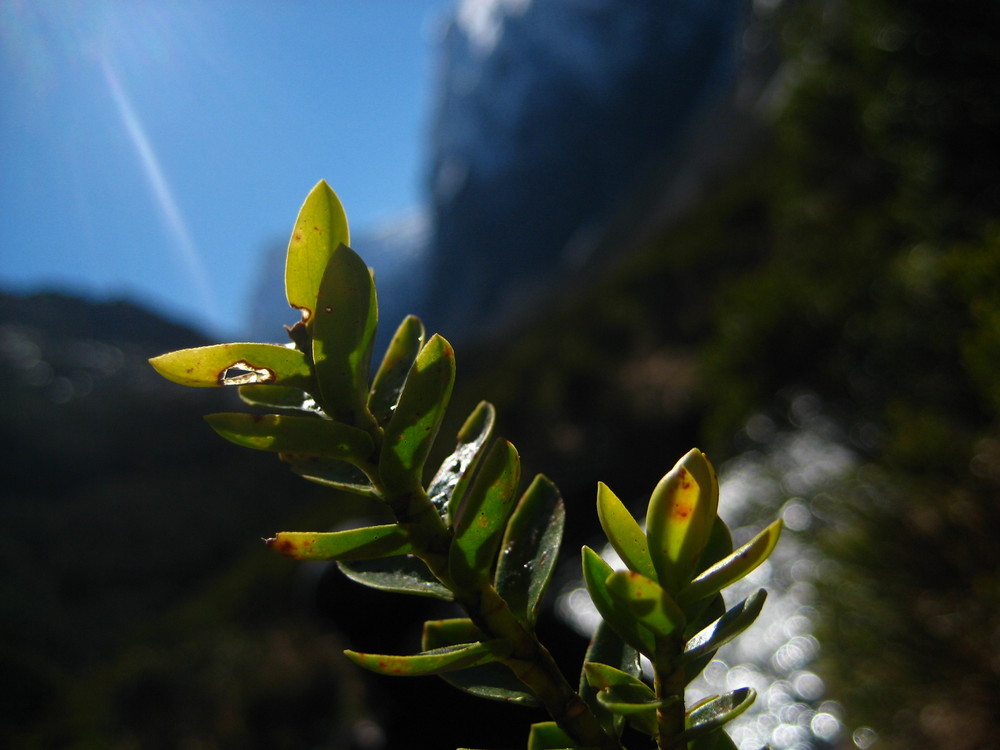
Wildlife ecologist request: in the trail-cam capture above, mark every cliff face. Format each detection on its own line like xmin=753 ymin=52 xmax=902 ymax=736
xmin=422 ymin=0 xmax=748 ymax=341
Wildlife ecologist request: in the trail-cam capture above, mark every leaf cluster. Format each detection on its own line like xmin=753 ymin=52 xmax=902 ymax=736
xmin=150 ymin=181 xmax=782 ymax=749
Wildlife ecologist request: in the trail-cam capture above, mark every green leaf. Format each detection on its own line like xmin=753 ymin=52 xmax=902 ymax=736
xmin=581 ymin=546 xmax=656 ymax=656
xmin=579 ymin=621 xmax=639 ymax=737
xmin=596 ymin=482 xmax=657 ymax=581
xmin=606 ymin=571 xmax=686 ymax=640
xmin=280 ymin=455 xmax=376 ymax=497
xmin=205 ymin=413 xmax=374 ymax=463
xmin=682 ymin=594 xmax=727 ymax=683
xmin=312 ymin=243 xmax=378 ymax=427
xmin=344 ymin=640 xmax=512 ymax=677
xmin=678 ymin=520 xmax=783 ymax=606
xmin=527 ymin=722 xmax=576 ymax=750
xmin=494 ymin=474 xmax=564 ymax=626
xmin=149 ymin=343 xmax=313 ymax=389
xmin=680 ymin=688 xmax=756 ymax=741
xmin=423 ymin=618 xmax=539 ymax=706
xmin=368 ymin=315 xmax=425 ymax=425
xmin=379 ymin=334 xmax=456 ymax=494
xmin=337 ymin=556 xmax=453 ymax=600
xmin=426 ymin=401 xmax=496 ymax=522
xmin=583 ymin=663 xmax=652 ymax=695
xmin=449 ymin=440 xmax=521 ymax=590
xmin=646 ymin=449 xmax=720 ymax=593
xmin=682 ymin=590 xmax=767 ymax=666
xmin=595 ymin=686 xmax=662 ymax=737
xmin=238 ymin=384 xmax=321 ymax=413
xmin=285 ymin=180 xmax=350 ymax=324
xmin=696 ymin=516 xmax=734 ymax=573
xmin=267 ymin=525 xmax=412 ymax=561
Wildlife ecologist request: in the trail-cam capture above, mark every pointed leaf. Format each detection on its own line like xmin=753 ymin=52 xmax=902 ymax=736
xmin=311 ymin=243 xmax=378 ymax=427
xmin=682 ymin=594 xmax=727 ymax=683
xmin=682 ymin=590 xmax=767 ymax=666
xmin=423 ymin=618 xmax=539 ymax=706
xmin=449 ymin=440 xmax=521 ymax=589
xmin=581 ymin=546 xmax=656 ymax=656
xmin=238 ymin=384 xmax=321 ymax=413
xmin=380 ymin=334 xmax=455 ymax=494
xmin=596 ymin=482 xmax=656 ymax=581
xmin=527 ymin=722 xmax=575 ymax=750
xmin=646 ymin=449 xmax=720 ymax=593
xmin=606 ymin=571 xmax=686 ymax=641
xmin=427 ymin=401 xmax=495 ymax=521
xmin=680 ymin=688 xmax=756 ymax=741
xmin=579 ymin=621 xmax=639 ymax=737
xmin=205 ymin=413 xmax=374 ymax=464
xmin=678 ymin=520 xmax=783 ymax=606
xmin=338 ymin=555 xmax=453 ymax=600
xmin=285 ymin=180 xmax=350 ymax=324
xmin=368 ymin=315 xmax=425 ymax=424
xmin=344 ymin=639 xmax=512 ymax=677
xmin=268 ymin=525 xmax=411 ymax=561
xmin=495 ymin=475 xmax=564 ymax=626
xmin=150 ymin=343 xmax=313 ymax=389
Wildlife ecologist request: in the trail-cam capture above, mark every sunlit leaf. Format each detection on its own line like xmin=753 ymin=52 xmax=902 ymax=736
xmin=344 ymin=639 xmax=512 ymax=677
xmin=423 ymin=618 xmax=539 ymax=706
xmin=368 ymin=315 xmax=425 ymax=425
xmin=596 ymin=482 xmax=656 ymax=581
xmin=606 ymin=571 xmax=686 ymax=640
xmin=285 ymin=180 xmax=350 ymax=324
xmin=267 ymin=525 xmax=411 ymax=561
xmin=449 ymin=440 xmax=521 ymax=590
xmin=379 ymin=334 xmax=455 ymax=494
xmin=678 ymin=520 xmax=783 ymax=606
xmin=426 ymin=401 xmax=495 ymax=521
xmin=312 ymin=243 xmax=378 ymax=427
xmin=337 ymin=555 xmax=453 ymax=600
xmin=646 ymin=449 xmax=720 ymax=593
xmin=149 ymin=343 xmax=313 ymax=389
xmin=581 ymin=546 xmax=656 ymax=656
xmin=495 ymin=474 xmax=564 ymax=626
xmin=205 ymin=413 xmax=374 ymax=463
xmin=682 ymin=590 xmax=767 ymax=666
xmin=680 ymin=688 xmax=756 ymax=741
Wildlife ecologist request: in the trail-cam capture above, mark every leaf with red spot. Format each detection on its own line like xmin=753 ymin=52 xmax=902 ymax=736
xmin=268 ymin=525 xmax=412 ymax=561
xmin=344 ymin=639 xmax=512 ymax=677
xmin=285 ymin=180 xmax=350 ymax=325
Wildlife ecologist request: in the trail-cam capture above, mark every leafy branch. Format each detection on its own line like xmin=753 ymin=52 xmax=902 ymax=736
xmin=150 ymin=181 xmax=782 ymax=749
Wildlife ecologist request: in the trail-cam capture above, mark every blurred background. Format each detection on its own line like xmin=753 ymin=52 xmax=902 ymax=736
xmin=2 ymin=1 xmax=998 ymax=748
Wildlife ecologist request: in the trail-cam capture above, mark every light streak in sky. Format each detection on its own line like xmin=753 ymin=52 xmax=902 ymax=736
xmin=99 ymin=56 xmax=219 ymax=323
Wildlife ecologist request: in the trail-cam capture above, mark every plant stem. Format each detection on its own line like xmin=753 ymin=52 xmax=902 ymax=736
xmin=654 ymin=645 xmax=686 ymax=750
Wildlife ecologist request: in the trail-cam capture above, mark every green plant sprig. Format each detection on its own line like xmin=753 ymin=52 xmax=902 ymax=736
xmin=150 ymin=181 xmax=782 ymax=750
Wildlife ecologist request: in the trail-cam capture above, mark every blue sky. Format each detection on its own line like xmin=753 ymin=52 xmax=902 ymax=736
xmin=0 ymin=0 xmax=454 ymax=338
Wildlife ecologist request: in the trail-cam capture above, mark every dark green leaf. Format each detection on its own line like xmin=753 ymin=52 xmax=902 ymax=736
xmin=344 ymin=639 xmax=512 ymax=677
xmin=423 ymin=618 xmax=539 ymax=706
xmin=682 ymin=594 xmax=727 ymax=683
xmin=426 ymin=401 xmax=495 ymax=521
xmin=368 ymin=315 xmax=425 ymax=424
xmin=150 ymin=343 xmax=313 ymax=389
xmin=338 ymin=555 xmax=453 ymax=600
xmin=682 ymin=590 xmax=767 ymax=666
xmin=678 ymin=520 xmax=783 ymax=606
xmin=681 ymin=688 xmax=756 ymax=741
xmin=379 ymin=334 xmax=455 ymax=494
xmin=280 ymin=455 xmax=376 ymax=497
xmin=494 ymin=474 xmax=564 ymax=626
xmin=579 ymin=621 xmax=639 ymax=737
xmin=527 ymin=722 xmax=575 ymax=750
xmin=268 ymin=524 xmax=411 ymax=561
xmin=312 ymin=243 xmax=378 ymax=427
xmin=205 ymin=413 xmax=374 ymax=463
xmin=449 ymin=440 xmax=521 ymax=590
xmin=696 ymin=517 xmax=734 ymax=573
xmin=606 ymin=571 xmax=686 ymax=640
xmin=285 ymin=180 xmax=350 ymax=324
xmin=596 ymin=482 xmax=657 ymax=581
xmin=238 ymin=384 xmax=321 ymax=413
xmin=581 ymin=546 xmax=656 ymax=656
xmin=595 ymin=686 xmax=661 ymax=737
